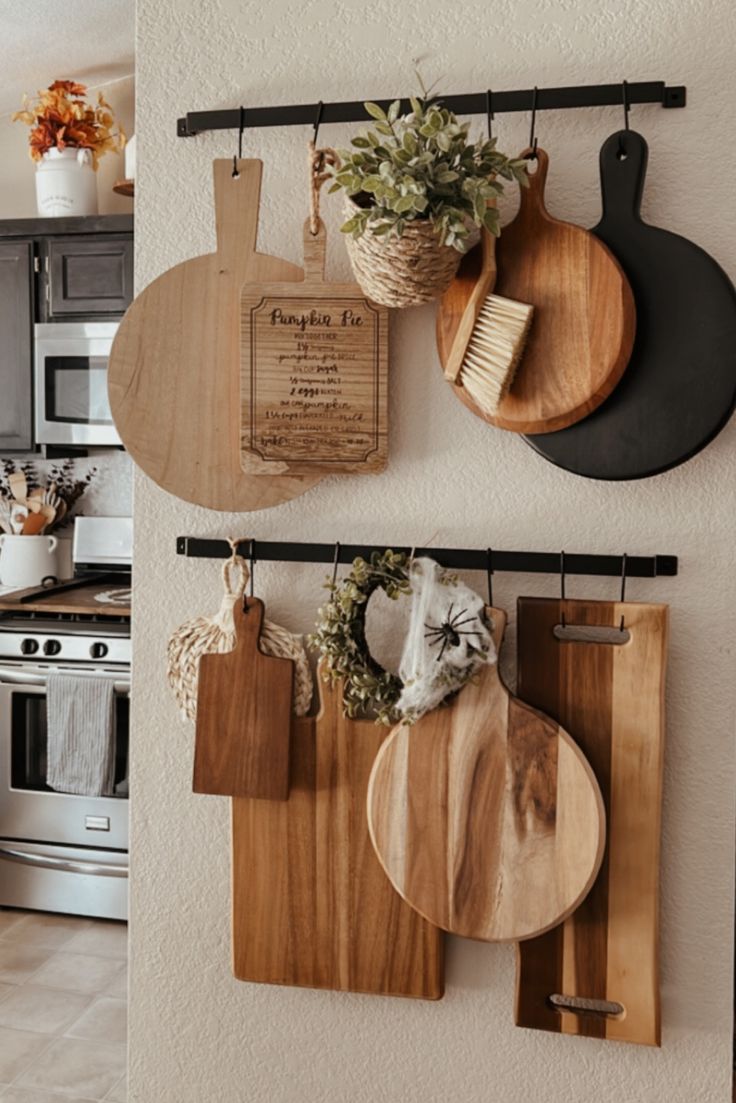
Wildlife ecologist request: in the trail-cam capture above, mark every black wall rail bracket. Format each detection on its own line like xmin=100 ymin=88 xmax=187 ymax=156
xmin=176 ymin=80 xmax=686 ymax=138
xmin=176 ymin=537 xmax=678 ymax=579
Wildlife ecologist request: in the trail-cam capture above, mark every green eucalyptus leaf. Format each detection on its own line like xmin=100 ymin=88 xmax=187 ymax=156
xmin=364 ymin=101 xmax=387 ymax=121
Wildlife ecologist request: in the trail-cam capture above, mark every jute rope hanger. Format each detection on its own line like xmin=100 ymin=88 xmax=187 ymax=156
xmin=166 ymin=538 xmax=313 ymax=723
xmin=308 ymin=139 xmax=339 ymax=235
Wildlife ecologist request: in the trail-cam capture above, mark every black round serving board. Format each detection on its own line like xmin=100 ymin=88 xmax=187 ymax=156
xmin=524 ymin=130 xmax=736 ymax=480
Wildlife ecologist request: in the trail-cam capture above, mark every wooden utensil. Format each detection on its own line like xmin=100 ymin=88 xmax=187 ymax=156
xmin=515 ymin=597 xmax=668 ymax=1046
xmin=108 ymin=159 xmax=323 ymax=511
xmin=9 ymin=504 xmax=28 ymax=534
xmin=194 ymin=596 xmax=293 ymax=800
xmin=366 ymin=607 xmax=605 ymax=943
xmin=525 ymin=131 xmax=736 ymax=479
xmin=231 ymin=667 xmax=444 ymax=998
xmin=8 ymin=472 xmax=27 ymax=503
xmin=440 ymin=148 xmax=635 ymax=434
xmin=21 ymin=511 xmax=47 ymax=535
xmin=240 ymin=219 xmax=388 ymax=476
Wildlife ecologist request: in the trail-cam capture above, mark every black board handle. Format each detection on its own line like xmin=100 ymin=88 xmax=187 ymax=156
xmin=598 ymin=130 xmax=648 ymax=223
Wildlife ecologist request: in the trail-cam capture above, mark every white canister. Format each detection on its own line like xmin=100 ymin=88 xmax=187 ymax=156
xmin=0 ymin=535 xmax=59 ymax=589
xmin=35 ymin=147 xmax=98 ymax=218
xmin=124 ymin=134 xmax=136 ymax=181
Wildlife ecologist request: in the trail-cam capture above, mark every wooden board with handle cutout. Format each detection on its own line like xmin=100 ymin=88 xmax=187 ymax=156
xmin=108 ymin=160 xmax=323 ymax=512
xmin=366 ymin=607 xmax=606 ymax=943
xmin=194 ymin=596 xmax=293 ymax=800
xmin=439 ymin=148 xmax=636 ymax=434
xmin=240 ymin=219 xmax=388 ymax=476
xmin=515 ymin=597 xmax=668 ymax=1045
xmin=231 ymin=665 xmax=444 ymax=999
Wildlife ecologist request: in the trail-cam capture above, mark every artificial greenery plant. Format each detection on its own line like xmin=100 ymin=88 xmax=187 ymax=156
xmin=329 ymin=82 xmax=528 ymax=251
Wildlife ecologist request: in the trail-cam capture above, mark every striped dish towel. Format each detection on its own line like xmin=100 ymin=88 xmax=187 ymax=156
xmin=46 ymin=674 xmax=116 ymax=796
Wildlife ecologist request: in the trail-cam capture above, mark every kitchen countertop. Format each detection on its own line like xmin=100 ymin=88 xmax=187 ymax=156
xmin=0 ymin=579 xmax=131 ymax=619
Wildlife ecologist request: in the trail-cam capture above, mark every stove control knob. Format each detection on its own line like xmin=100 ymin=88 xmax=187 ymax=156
xmin=20 ymin=638 xmax=39 ymax=655
xmin=90 ymin=642 xmax=109 ymax=659
xmin=43 ymin=639 xmax=62 ymax=657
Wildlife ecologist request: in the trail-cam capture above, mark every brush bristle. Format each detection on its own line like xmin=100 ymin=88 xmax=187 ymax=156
xmin=459 ymin=294 xmax=534 ymax=417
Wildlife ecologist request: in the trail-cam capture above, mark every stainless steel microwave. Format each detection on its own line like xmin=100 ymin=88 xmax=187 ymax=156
xmin=34 ymin=322 xmax=121 ymax=447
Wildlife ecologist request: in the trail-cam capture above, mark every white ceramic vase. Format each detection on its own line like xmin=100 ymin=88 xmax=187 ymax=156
xmin=0 ymin=535 xmax=59 ymax=589
xmin=35 ymin=147 xmax=98 ymax=217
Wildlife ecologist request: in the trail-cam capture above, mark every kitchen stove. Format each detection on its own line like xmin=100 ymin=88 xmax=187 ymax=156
xmin=0 ymin=518 xmax=131 ymax=920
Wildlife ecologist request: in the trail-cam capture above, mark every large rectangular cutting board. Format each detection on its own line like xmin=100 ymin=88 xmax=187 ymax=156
xmin=231 ymin=674 xmax=444 ymax=999
xmin=515 ymin=598 xmax=668 ymax=1046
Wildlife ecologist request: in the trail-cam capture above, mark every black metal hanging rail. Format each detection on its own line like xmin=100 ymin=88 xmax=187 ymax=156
xmin=177 ymin=80 xmax=686 ymax=138
xmin=176 ymin=537 xmax=677 ymax=579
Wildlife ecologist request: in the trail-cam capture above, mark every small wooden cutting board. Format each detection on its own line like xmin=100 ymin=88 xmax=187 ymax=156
xmin=240 ymin=219 xmax=388 ymax=476
xmin=231 ymin=668 xmax=444 ymax=998
xmin=366 ymin=607 xmax=605 ymax=943
xmin=515 ymin=597 xmax=668 ymax=1046
xmin=194 ymin=596 xmax=293 ymax=800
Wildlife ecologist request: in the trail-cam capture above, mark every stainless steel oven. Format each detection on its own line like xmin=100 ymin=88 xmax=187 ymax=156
xmin=0 ymin=624 xmax=130 ymax=920
xmin=34 ymin=321 xmax=121 ymax=447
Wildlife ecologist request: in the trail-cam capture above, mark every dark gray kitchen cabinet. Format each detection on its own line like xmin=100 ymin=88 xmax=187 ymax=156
xmin=0 ymin=214 xmax=132 ymax=451
xmin=47 ymin=236 xmax=133 ymax=317
xmin=0 ymin=241 xmax=33 ymax=451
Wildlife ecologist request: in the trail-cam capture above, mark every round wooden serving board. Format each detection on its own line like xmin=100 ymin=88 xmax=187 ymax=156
xmin=108 ymin=159 xmax=322 ymax=511
xmin=524 ymin=131 xmax=736 ymax=479
xmin=367 ymin=607 xmax=606 ymax=943
xmin=439 ymin=148 xmax=636 ymax=435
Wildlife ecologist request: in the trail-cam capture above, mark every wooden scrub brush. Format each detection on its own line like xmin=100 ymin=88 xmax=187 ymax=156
xmin=437 ymin=217 xmax=534 ymax=418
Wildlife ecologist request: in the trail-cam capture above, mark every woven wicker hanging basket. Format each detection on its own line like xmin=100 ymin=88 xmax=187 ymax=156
xmin=343 ymin=198 xmax=463 ymax=309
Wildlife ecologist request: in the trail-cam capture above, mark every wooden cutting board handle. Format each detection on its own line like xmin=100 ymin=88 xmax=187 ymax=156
xmin=515 ymin=147 xmax=551 ymax=224
xmin=213 ymin=159 xmax=263 ymax=282
xmin=193 ymin=595 xmax=293 ymax=800
xmin=302 ymin=218 xmax=327 ymax=282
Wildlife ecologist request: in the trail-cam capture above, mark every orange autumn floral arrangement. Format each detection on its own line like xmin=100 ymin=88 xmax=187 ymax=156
xmin=13 ymin=80 xmax=125 ymax=169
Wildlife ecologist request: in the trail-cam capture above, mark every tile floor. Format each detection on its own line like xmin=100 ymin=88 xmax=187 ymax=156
xmin=0 ymin=909 xmax=126 ymax=1102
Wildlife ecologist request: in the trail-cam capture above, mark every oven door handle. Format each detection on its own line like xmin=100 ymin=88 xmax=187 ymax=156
xmin=0 ymin=845 xmax=128 ymax=878
xmin=0 ymin=666 xmax=130 ymax=694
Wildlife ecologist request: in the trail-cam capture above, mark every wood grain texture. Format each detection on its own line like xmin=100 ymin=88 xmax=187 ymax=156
xmin=231 ymin=669 xmax=444 ymax=999
xmin=194 ymin=597 xmax=293 ymax=800
xmin=108 ymin=159 xmax=322 ymax=511
xmin=514 ymin=597 xmax=668 ymax=1046
xmin=0 ymin=581 xmax=130 ymax=618
xmin=439 ymin=149 xmax=636 ymax=434
xmin=240 ymin=219 xmax=388 ymax=476
xmin=366 ymin=608 xmax=605 ymax=943
xmin=439 ymin=226 xmax=497 ymax=383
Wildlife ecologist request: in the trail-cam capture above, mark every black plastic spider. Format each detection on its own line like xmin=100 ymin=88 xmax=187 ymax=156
xmin=424 ymin=603 xmax=484 ymax=662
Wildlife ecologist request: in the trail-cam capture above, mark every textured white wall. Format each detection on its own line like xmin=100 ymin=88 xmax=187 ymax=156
xmin=0 ymin=74 xmax=134 ymax=219
xmin=132 ymin=2 xmax=736 ymax=1101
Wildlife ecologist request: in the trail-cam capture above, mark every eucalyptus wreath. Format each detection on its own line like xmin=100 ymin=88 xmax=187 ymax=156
xmin=309 ymin=549 xmax=411 ymax=726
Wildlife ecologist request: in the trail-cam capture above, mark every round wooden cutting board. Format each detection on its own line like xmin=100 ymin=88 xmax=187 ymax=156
xmin=440 ymin=148 xmax=636 ymax=435
xmin=367 ymin=607 xmax=606 ymax=943
xmin=108 ymin=159 xmax=322 ymax=511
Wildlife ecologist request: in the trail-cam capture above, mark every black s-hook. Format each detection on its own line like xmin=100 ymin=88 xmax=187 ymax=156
xmin=232 ymin=105 xmax=245 ymax=177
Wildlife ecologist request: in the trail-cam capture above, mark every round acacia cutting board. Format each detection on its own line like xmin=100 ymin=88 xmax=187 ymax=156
xmin=108 ymin=159 xmax=322 ymax=511
xmin=367 ymin=607 xmax=605 ymax=943
xmin=524 ymin=131 xmax=736 ymax=479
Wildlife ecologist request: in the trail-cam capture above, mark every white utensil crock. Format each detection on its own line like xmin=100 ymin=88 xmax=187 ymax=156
xmin=35 ymin=147 xmax=98 ymax=217
xmin=0 ymin=535 xmax=59 ymax=589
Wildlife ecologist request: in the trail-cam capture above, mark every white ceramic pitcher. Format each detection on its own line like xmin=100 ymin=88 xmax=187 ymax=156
xmin=35 ymin=147 xmax=98 ymax=217
xmin=0 ymin=535 xmax=59 ymax=589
